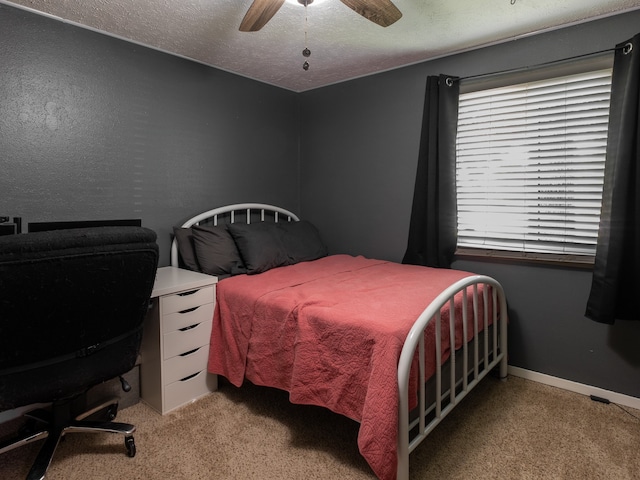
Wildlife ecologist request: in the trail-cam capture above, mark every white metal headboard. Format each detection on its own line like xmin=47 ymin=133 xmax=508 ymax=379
xmin=170 ymin=203 xmax=300 ymax=267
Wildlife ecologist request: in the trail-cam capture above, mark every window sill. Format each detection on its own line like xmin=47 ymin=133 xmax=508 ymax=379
xmin=454 ymin=248 xmax=594 ymax=270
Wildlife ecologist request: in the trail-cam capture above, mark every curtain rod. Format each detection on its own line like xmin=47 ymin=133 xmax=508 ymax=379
xmin=458 ymin=44 xmax=627 ymax=83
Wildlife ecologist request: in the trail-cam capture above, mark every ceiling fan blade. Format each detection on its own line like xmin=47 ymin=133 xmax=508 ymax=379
xmin=239 ymin=0 xmax=286 ymax=32
xmin=339 ymin=0 xmax=402 ymax=27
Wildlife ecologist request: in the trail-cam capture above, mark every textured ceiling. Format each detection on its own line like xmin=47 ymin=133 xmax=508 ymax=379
xmin=4 ymin=0 xmax=640 ymax=92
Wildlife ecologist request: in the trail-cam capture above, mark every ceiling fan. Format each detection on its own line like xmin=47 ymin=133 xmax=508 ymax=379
xmin=239 ymin=0 xmax=403 ymax=32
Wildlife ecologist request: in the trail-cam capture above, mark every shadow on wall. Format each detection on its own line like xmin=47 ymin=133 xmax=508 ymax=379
xmin=608 ymin=320 xmax=640 ymax=367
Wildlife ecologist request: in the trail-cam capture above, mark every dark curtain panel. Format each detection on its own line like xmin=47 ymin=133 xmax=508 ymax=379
xmin=402 ymin=75 xmax=460 ymax=268
xmin=586 ymin=33 xmax=640 ymax=324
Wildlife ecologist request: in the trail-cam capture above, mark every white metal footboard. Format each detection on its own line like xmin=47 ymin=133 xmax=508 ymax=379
xmin=397 ymin=275 xmax=508 ymax=480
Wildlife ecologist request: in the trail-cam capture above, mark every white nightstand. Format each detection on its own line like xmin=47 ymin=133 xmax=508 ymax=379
xmin=140 ymin=266 xmax=218 ymax=414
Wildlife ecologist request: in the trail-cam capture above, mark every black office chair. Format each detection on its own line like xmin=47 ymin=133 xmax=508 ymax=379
xmin=0 ymin=226 xmax=159 ymax=480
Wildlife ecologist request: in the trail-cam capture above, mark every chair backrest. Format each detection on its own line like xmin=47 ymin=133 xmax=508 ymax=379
xmin=0 ymin=226 xmax=159 ymax=410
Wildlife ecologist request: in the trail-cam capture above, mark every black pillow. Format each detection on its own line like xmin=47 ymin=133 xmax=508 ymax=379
xmin=191 ymin=225 xmax=246 ymax=276
xmin=172 ymin=227 xmax=200 ymax=272
xmin=227 ymin=222 xmax=289 ymax=274
xmin=278 ymin=221 xmax=328 ymax=263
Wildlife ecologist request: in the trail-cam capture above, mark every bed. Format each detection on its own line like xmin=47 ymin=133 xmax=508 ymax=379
xmin=170 ymin=203 xmax=508 ymax=480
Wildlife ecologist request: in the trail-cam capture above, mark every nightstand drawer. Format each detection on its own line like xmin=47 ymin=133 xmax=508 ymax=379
xmin=161 ymin=285 xmax=214 ymax=315
xmin=141 ymin=267 xmax=218 ymax=414
xmin=164 ymin=370 xmax=215 ymax=412
xmin=163 ymin=319 xmax=212 ymax=360
xmin=163 ymin=345 xmax=209 ymax=385
xmin=162 ymin=302 xmax=214 ymax=333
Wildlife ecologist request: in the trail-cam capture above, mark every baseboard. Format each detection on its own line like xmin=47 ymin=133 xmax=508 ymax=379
xmin=508 ymin=365 xmax=640 ymax=411
xmin=0 ymin=403 xmax=49 ymax=424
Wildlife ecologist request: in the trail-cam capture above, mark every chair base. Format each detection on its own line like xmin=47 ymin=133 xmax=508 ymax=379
xmin=0 ymin=396 xmax=136 ymax=480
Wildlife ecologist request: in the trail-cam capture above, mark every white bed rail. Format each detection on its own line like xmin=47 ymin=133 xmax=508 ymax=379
xmin=170 ymin=203 xmax=299 ymax=267
xmin=397 ymin=275 xmax=508 ymax=480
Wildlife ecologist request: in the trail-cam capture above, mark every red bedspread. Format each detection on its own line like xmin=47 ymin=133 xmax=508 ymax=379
xmin=208 ymin=255 xmax=483 ymax=480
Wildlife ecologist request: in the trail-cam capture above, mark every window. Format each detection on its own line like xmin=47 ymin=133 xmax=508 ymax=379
xmin=455 ymin=57 xmax=613 ymax=263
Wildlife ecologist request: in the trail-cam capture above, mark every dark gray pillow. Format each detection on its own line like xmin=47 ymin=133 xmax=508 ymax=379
xmin=173 ymin=227 xmax=200 ymax=271
xmin=191 ymin=225 xmax=246 ymax=277
xmin=278 ymin=220 xmax=328 ymax=263
xmin=227 ymin=222 xmax=289 ymax=274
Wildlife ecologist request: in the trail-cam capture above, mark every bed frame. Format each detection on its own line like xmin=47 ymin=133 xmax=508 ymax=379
xmin=171 ymin=203 xmax=508 ymax=480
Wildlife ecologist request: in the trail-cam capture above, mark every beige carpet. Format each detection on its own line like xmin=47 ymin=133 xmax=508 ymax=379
xmin=1 ymin=375 xmax=639 ymax=479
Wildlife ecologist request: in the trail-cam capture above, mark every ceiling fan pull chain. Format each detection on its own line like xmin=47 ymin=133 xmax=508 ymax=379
xmin=301 ymin=0 xmax=311 ymax=70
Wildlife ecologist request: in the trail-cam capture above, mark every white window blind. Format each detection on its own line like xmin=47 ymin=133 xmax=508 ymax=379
xmin=456 ymin=68 xmax=612 ymax=257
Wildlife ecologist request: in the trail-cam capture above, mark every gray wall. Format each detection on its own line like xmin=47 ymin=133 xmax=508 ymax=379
xmin=0 ymin=4 xmax=300 ymax=265
xmin=299 ymin=11 xmax=640 ymax=399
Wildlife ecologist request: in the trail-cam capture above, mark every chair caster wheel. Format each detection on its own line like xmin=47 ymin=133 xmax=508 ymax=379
xmin=125 ymin=435 xmax=136 ymax=457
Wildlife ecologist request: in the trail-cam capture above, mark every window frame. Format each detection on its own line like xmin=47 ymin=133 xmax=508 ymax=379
xmin=454 ymin=53 xmax=614 ymax=268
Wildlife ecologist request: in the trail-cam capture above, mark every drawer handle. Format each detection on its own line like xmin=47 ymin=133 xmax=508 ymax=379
xmin=179 ymin=323 xmax=200 ymax=332
xmin=179 ymin=306 xmax=199 ymax=314
xmin=180 ymin=372 xmax=200 ymax=382
xmin=177 ymin=289 xmax=199 ymax=297
xmin=180 ymin=347 xmax=201 ymax=357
